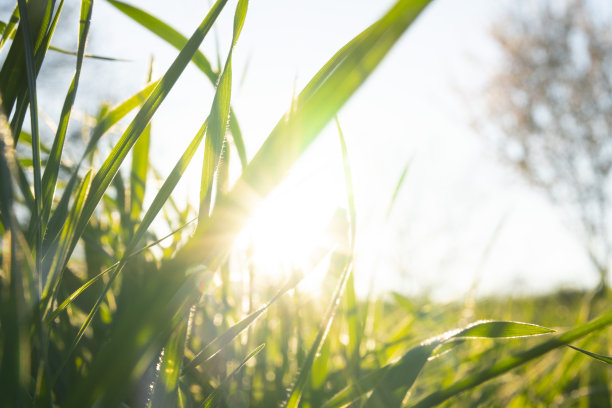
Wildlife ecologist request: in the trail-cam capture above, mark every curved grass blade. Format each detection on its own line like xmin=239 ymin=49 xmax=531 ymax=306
xmin=410 ymin=310 xmax=612 ymax=408
xmin=40 ymin=0 xmax=93 ymax=232
xmin=198 ymin=0 xmax=248 ymax=220
xmin=568 ymin=345 xmax=612 ymax=365
xmin=107 ymin=0 xmax=248 ymax=169
xmin=200 ymin=344 xmax=265 ymax=408
xmin=171 ymin=0 xmax=434 ymax=272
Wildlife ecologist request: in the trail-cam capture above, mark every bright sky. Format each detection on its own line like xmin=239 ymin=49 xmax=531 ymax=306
xmin=8 ymin=0 xmax=604 ymax=300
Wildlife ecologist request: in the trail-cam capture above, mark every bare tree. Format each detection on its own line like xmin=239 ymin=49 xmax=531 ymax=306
xmin=484 ymin=0 xmax=612 ymax=289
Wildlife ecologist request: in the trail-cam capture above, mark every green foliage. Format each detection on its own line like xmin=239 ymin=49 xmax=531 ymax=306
xmin=0 ymin=0 xmax=610 ymax=407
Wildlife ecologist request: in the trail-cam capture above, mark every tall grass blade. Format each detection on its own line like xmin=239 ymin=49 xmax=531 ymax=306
xmin=0 ymin=5 xmax=19 ymax=50
xmin=386 ymin=158 xmax=413 ymax=219
xmin=40 ymin=0 xmax=93 ymax=232
xmin=198 ymin=0 xmax=248 ymax=220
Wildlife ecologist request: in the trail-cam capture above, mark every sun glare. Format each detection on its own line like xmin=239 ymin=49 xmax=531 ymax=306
xmin=234 ymin=178 xmax=344 ymax=296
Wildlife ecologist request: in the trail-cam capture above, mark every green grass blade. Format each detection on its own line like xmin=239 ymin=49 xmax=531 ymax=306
xmin=40 ymin=170 xmax=92 ymax=316
xmin=171 ymin=0 xmax=433 ymax=272
xmin=452 ymin=320 xmax=555 ymax=339
xmin=17 ymin=0 xmax=43 ymax=287
xmin=106 ymin=0 xmax=247 ymax=170
xmin=198 ymin=0 xmax=248 ymax=220
xmin=0 ymin=5 xmax=19 ymax=50
xmin=150 ymin=320 xmax=189 ymax=408
xmin=40 ymin=0 xmax=93 ymax=232
xmin=69 ymin=0 xmax=229 ymax=261
xmin=386 ymin=158 xmax=413 ymax=219
xmin=284 ymin=261 xmax=353 ymax=408
xmin=568 ymin=345 xmax=612 ymax=365
xmin=201 ymin=344 xmax=265 ymax=408
xmin=410 ymin=310 xmax=612 ymax=408
xmin=48 ymin=44 xmax=128 ymax=61
xmin=130 ymin=59 xmax=153 ymax=222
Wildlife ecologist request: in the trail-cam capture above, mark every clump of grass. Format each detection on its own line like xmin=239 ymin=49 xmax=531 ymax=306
xmin=0 ymin=0 xmax=610 ymax=407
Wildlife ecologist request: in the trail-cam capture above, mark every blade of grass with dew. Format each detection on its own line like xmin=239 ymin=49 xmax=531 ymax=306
xmin=568 ymin=345 xmax=612 ymax=364
xmin=170 ymin=0 xmax=434 ymax=273
xmin=66 ymin=0 xmax=230 ymax=266
xmin=201 ymin=344 xmax=265 ymax=408
xmin=150 ymin=319 xmax=189 ymax=408
xmin=198 ymin=0 xmax=248 ymax=220
xmin=107 ymin=0 xmax=248 ymax=169
xmin=410 ymin=311 xmax=612 ymax=408
xmin=284 ymin=259 xmax=354 ymax=408
xmin=40 ymin=0 xmax=93 ymax=233
xmin=130 ymin=58 xmax=153 ymax=222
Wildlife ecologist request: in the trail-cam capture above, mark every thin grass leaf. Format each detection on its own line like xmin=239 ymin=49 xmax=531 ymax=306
xmin=200 ymin=344 xmax=265 ymax=408
xmin=40 ymin=170 xmax=92 ymax=317
xmin=130 ymin=58 xmax=153 ymax=222
xmin=386 ymin=158 xmax=413 ymax=219
xmin=40 ymin=0 xmax=93 ymax=233
xmin=410 ymin=310 xmax=612 ymax=408
xmin=107 ymin=0 xmax=248 ymax=169
xmin=568 ymin=345 xmax=612 ymax=365
xmin=48 ymin=44 xmax=128 ymax=61
xmin=284 ymin=261 xmax=354 ymax=408
xmin=198 ymin=0 xmax=248 ymax=220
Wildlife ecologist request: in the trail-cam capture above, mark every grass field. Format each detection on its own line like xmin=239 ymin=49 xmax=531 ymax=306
xmin=0 ymin=0 xmax=610 ymax=407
